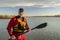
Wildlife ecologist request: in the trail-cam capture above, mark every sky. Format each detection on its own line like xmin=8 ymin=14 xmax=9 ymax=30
xmin=0 ymin=0 xmax=60 ymax=16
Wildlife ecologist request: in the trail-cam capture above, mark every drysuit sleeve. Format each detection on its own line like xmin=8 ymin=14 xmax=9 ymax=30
xmin=7 ymin=18 xmax=14 ymax=36
xmin=25 ymin=18 xmax=30 ymax=31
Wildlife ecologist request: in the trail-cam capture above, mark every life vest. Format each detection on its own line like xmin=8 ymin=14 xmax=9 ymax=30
xmin=13 ymin=16 xmax=27 ymax=33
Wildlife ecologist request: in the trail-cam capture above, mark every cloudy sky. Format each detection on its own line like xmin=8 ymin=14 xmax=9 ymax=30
xmin=0 ymin=0 xmax=60 ymax=16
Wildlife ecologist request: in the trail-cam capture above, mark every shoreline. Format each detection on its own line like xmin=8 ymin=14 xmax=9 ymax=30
xmin=0 ymin=16 xmax=60 ymax=19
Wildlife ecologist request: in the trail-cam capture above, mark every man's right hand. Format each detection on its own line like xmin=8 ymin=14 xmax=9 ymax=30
xmin=11 ymin=35 xmax=16 ymax=40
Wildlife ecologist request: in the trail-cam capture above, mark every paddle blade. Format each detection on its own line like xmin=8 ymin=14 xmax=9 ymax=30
xmin=36 ymin=22 xmax=47 ymax=28
xmin=31 ymin=22 xmax=47 ymax=30
xmin=8 ymin=38 xmax=12 ymax=40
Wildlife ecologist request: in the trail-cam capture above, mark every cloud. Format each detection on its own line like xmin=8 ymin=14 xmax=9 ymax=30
xmin=0 ymin=0 xmax=60 ymax=8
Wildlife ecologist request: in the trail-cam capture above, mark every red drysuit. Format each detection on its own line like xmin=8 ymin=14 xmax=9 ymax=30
xmin=7 ymin=16 xmax=30 ymax=40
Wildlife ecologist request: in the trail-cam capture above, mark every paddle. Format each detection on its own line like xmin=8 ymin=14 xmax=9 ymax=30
xmin=32 ymin=22 xmax=47 ymax=30
xmin=24 ymin=22 xmax=47 ymax=33
xmin=8 ymin=22 xmax=47 ymax=40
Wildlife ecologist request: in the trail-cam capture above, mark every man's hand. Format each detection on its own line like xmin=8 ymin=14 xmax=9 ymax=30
xmin=11 ymin=35 xmax=16 ymax=40
xmin=27 ymin=29 xmax=32 ymax=33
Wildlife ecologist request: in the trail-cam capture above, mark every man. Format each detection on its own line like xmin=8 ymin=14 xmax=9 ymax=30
xmin=7 ymin=8 xmax=30 ymax=40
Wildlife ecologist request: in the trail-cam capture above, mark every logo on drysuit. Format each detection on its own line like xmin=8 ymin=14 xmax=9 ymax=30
xmin=13 ymin=17 xmax=27 ymax=33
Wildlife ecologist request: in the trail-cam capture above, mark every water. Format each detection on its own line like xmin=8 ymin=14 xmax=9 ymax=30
xmin=0 ymin=17 xmax=60 ymax=40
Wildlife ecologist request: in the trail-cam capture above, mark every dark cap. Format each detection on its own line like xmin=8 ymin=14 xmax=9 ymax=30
xmin=19 ymin=8 xmax=24 ymax=12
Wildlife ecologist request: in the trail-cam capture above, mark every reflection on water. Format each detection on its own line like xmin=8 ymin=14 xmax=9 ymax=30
xmin=0 ymin=17 xmax=60 ymax=40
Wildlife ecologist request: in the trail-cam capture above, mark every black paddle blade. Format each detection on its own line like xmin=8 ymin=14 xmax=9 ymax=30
xmin=35 ymin=22 xmax=47 ymax=28
xmin=31 ymin=22 xmax=47 ymax=30
xmin=8 ymin=38 xmax=12 ymax=40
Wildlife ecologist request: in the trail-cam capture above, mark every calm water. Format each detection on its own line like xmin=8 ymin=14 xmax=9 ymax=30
xmin=0 ymin=17 xmax=60 ymax=40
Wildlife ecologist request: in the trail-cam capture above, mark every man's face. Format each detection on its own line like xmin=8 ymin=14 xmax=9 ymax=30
xmin=19 ymin=11 xmax=24 ymax=17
